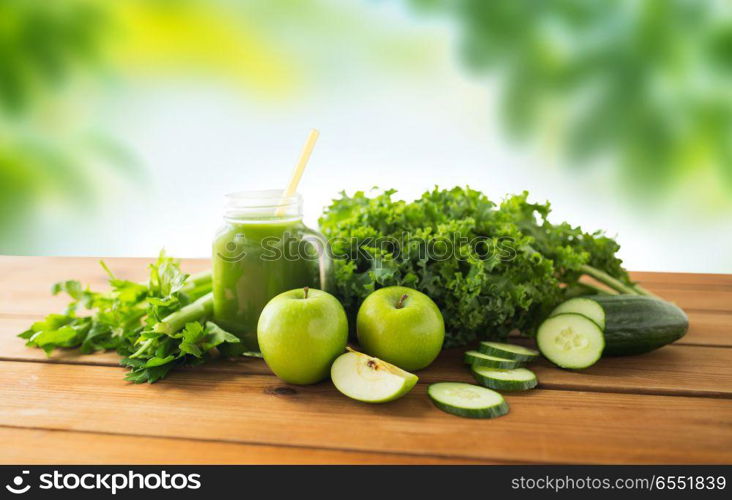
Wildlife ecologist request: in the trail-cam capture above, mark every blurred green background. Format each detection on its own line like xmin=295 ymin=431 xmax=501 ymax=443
xmin=1 ymin=0 xmax=730 ymax=271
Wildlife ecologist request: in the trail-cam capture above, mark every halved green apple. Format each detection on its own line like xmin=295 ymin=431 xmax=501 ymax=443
xmin=331 ymin=349 xmax=418 ymax=403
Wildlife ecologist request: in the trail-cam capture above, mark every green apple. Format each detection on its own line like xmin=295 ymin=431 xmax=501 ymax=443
xmin=331 ymin=349 xmax=418 ymax=403
xmin=257 ymin=287 xmax=348 ymax=385
xmin=357 ymin=286 xmax=445 ymax=371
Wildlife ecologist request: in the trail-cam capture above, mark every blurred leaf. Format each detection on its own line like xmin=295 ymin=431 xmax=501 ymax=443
xmin=0 ymin=0 xmax=143 ymax=254
xmin=0 ymin=0 xmax=108 ymax=113
xmin=409 ymin=0 xmax=732 ymax=200
xmin=84 ymin=133 xmax=144 ymax=179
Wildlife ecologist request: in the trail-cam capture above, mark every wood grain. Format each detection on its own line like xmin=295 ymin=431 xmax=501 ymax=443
xmin=0 ymin=256 xmax=207 ymax=316
xmin=3 ymin=315 xmax=730 ymax=398
xmin=424 ymin=347 xmax=732 ymax=398
xmin=0 ymin=317 xmax=121 ymax=365
xmin=8 ymin=288 xmax=723 ymax=316
xmin=646 ymin=289 xmax=732 ymax=313
xmin=1 ymin=256 xmax=730 ymax=465
xmin=1 ymin=257 xmax=730 ymax=315
xmin=684 ymin=311 xmax=732 ymax=347
xmin=630 ymin=271 xmax=732 ymax=289
xmin=0 ymin=428 xmax=480 ymax=465
xmin=1 ymin=361 xmax=730 ymax=464
xmin=3 ymin=258 xmax=727 ymax=289
xmin=4 ymin=308 xmax=730 ymax=358
xmin=0 ymin=256 xmax=208 ymax=287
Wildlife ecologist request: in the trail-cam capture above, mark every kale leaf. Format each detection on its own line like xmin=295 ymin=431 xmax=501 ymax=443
xmin=319 ymin=187 xmax=636 ymax=347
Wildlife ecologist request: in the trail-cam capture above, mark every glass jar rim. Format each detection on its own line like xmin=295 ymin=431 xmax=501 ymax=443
xmin=224 ymin=189 xmax=302 ymax=210
xmin=224 ymin=189 xmax=303 ymax=221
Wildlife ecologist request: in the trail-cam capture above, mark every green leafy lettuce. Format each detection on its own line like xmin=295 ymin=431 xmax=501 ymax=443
xmin=319 ymin=187 xmax=638 ymax=347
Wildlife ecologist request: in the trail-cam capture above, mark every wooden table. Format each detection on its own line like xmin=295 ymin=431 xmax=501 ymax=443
xmin=1 ymin=256 xmax=731 ymax=464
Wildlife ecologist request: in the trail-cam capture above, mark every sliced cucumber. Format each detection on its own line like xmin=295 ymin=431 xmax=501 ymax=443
xmin=550 ymin=297 xmax=605 ymax=329
xmin=464 ymin=350 xmax=524 ymax=369
xmin=581 ymin=295 xmax=688 ymax=356
xmin=478 ymin=341 xmax=539 ymax=362
xmin=471 ymin=366 xmax=538 ymax=391
xmin=428 ymin=382 xmax=509 ymax=419
xmin=548 ymin=295 xmax=688 ymax=356
xmin=536 ymin=313 xmax=605 ymax=369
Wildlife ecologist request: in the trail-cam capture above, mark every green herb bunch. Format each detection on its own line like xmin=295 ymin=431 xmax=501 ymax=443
xmin=19 ymin=252 xmax=237 ymax=383
xmin=319 ymin=187 xmax=646 ymax=347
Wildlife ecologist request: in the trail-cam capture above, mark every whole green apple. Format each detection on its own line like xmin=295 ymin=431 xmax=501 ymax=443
xmin=257 ymin=287 xmax=348 ymax=385
xmin=357 ymin=286 xmax=445 ymax=371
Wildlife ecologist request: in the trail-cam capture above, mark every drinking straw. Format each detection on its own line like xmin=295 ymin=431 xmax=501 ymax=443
xmin=276 ymin=129 xmax=320 ymax=216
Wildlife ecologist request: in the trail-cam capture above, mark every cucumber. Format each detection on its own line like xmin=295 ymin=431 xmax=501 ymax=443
xmin=478 ymin=341 xmax=539 ymax=362
xmin=536 ymin=313 xmax=605 ymax=369
xmin=464 ymin=350 xmax=524 ymax=369
xmin=550 ymin=298 xmax=605 ymax=329
xmin=471 ymin=366 xmax=538 ymax=391
xmin=427 ymin=382 xmax=509 ymax=419
xmin=550 ymin=295 xmax=688 ymax=356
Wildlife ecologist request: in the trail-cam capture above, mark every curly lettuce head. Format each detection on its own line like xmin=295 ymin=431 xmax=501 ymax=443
xmin=319 ymin=187 xmax=628 ymax=347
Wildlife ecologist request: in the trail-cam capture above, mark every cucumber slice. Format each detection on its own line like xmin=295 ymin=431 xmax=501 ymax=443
xmin=428 ymin=382 xmax=509 ymax=419
xmin=464 ymin=350 xmax=524 ymax=369
xmin=550 ymin=298 xmax=605 ymax=329
xmin=478 ymin=341 xmax=539 ymax=362
xmin=536 ymin=313 xmax=605 ymax=369
xmin=471 ymin=366 xmax=538 ymax=391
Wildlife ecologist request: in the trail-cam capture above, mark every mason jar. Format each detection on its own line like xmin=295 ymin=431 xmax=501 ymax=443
xmin=212 ymin=190 xmax=332 ymax=355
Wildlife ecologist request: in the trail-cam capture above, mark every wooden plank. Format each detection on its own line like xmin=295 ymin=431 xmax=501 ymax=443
xmin=0 ymin=427 xmax=479 ymax=465
xmin=0 ymin=256 xmax=208 ymax=287
xmin=1 ymin=257 xmax=729 ymax=291
xmin=4 ymin=258 xmax=727 ymax=289
xmin=425 ymin=347 xmax=732 ymax=398
xmin=631 ymin=271 xmax=732 ymax=289
xmin=0 ymin=317 xmax=121 ymax=365
xmin=3 ymin=308 xmax=730 ymax=357
xmin=1 ymin=362 xmax=730 ymax=464
xmin=0 ymin=291 xmax=92 ymax=316
xmin=0 ymin=316 xmax=272 ymax=375
xmin=2 ymin=316 xmax=730 ymax=398
xmin=3 ymin=288 xmax=721 ymax=316
xmin=1 ymin=257 xmax=731 ymax=315
xmin=0 ymin=289 xmax=732 ymax=334
xmin=684 ymin=311 xmax=732 ymax=347
xmin=643 ymin=288 xmax=732 ymax=314
xmin=0 ymin=256 xmax=207 ymax=317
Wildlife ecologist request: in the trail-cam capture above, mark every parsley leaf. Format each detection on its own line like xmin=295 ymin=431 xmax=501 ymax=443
xmin=19 ymin=251 xmax=238 ymax=383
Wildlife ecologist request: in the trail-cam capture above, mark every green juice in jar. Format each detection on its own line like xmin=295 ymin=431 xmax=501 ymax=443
xmin=212 ymin=190 xmax=332 ymax=355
